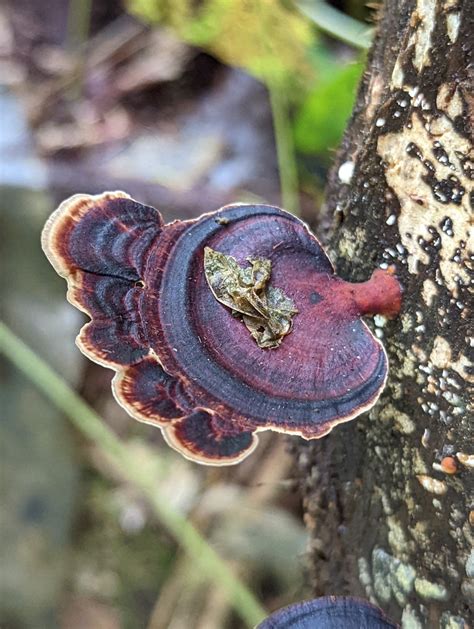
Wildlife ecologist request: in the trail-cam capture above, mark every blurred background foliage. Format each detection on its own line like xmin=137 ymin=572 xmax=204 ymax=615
xmin=294 ymin=59 xmax=363 ymax=155
xmin=127 ymin=0 xmax=366 ymax=170
xmin=129 ymin=0 xmax=315 ymax=87
xmin=125 ymin=0 xmax=366 ymax=212
xmin=1 ymin=0 xmax=374 ymax=627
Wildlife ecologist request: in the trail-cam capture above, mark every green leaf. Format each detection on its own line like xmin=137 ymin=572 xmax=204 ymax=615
xmin=127 ymin=0 xmax=316 ymax=89
xmin=204 ymin=247 xmax=298 ymax=349
xmin=293 ymin=61 xmax=363 ymax=155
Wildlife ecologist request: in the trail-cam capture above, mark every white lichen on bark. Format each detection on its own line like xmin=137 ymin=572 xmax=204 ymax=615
xmin=377 ymin=112 xmax=471 ymax=291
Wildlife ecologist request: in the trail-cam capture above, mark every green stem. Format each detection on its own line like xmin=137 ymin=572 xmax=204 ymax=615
xmin=296 ymin=0 xmax=373 ymax=50
xmin=0 ymin=321 xmax=267 ymax=628
xmin=67 ymin=0 xmax=93 ymax=50
xmin=268 ymin=84 xmax=301 ymax=215
xmin=66 ymin=0 xmax=93 ymax=99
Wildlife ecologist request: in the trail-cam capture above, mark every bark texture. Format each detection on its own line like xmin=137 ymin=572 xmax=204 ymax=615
xmin=297 ymin=0 xmax=473 ymax=626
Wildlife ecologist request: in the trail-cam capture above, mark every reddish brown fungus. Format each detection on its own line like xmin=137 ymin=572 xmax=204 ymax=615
xmin=42 ymin=191 xmax=402 ymax=465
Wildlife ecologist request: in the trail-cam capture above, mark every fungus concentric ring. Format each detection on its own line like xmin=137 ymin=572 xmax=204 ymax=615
xmin=42 ymin=191 xmax=402 ymax=465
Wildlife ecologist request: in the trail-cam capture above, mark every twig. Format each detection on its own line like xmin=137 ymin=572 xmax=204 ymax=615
xmin=0 ymin=321 xmax=267 ymax=628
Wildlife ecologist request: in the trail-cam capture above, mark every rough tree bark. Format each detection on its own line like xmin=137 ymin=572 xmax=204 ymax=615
xmin=297 ymin=0 xmax=473 ymax=627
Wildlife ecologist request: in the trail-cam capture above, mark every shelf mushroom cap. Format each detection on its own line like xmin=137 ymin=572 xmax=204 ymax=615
xmin=42 ymin=191 xmax=402 ymax=465
xmin=257 ymin=596 xmax=398 ymax=628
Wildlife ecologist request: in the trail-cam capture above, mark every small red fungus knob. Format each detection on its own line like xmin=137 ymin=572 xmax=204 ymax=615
xmin=257 ymin=596 xmax=397 ymax=628
xmin=346 ymin=267 xmax=402 ymax=318
xmin=42 ymin=192 xmax=402 ymax=465
xmin=440 ymin=456 xmax=457 ymax=474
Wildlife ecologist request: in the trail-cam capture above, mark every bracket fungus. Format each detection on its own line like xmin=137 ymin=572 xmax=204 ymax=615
xmin=42 ymin=191 xmax=402 ymax=465
xmin=257 ymin=596 xmax=397 ymax=628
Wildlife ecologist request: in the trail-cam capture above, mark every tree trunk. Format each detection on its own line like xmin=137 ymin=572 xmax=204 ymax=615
xmin=297 ymin=0 xmax=473 ymax=626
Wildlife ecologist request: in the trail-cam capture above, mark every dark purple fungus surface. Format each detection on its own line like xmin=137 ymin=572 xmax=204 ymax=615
xmin=42 ymin=192 xmax=402 ymax=465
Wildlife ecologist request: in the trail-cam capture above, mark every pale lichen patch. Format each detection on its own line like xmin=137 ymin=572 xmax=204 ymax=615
xmin=450 ymin=353 xmax=473 ymax=384
xmin=372 ymin=548 xmax=416 ymax=606
xmin=416 ymin=474 xmax=448 ymax=495
xmin=376 ymin=487 xmax=394 ymax=515
xmin=414 ymin=577 xmax=449 ymax=601
xmin=380 ymin=403 xmax=415 ymax=434
xmin=446 ymin=12 xmax=461 ymax=43
xmin=390 ymin=59 xmax=405 ymax=90
xmin=466 ymin=549 xmax=474 ymax=578
xmin=411 ymin=344 xmax=427 ymax=363
xmin=413 ymin=450 xmax=429 ymax=475
xmin=396 ymin=413 xmax=416 ymax=434
xmin=387 ymin=515 xmax=414 ymax=558
xmin=366 ymin=73 xmax=385 ymax=123
xmin=409 ymin=0 xmax=437 ymax=72
xmin=400 ymin=351 xmax=418 ymax=377
xmin=358 ymin=556 xmax=376 ymax=602
xmin=337 ymin=226 xmax=367 ymax=260
xmin=430 ymin=335 xmax=452 ymax=369
xmin=377 ymin=112 xmax=471 ymax=293
xmin=440 ymin=612 xmax=468 ymax=629
xmin=374 ymin=314 xmax=388 ymax=328
xmin=409 ymin=519 xmax=429 ymax=544
xmin=401 ymin=605 xmax=424 ymax=628
xmin=429 ymin=336 xmax=472 ymax=383
xmin=422 ymin=278 xmax=438 ymax=306
xmin=456 ymin=452 xmax=474 ymax=469
xmin=436 ymin=84 xmax=464 ymax=118
xmin=401 ymin=313 xmax=413 ymax=334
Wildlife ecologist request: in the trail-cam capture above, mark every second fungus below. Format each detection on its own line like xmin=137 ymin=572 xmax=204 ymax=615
xmin=257 ymin=596 xmax=397 ymax=628
xmin=42 ymin=191 xmax=402 ymax=465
